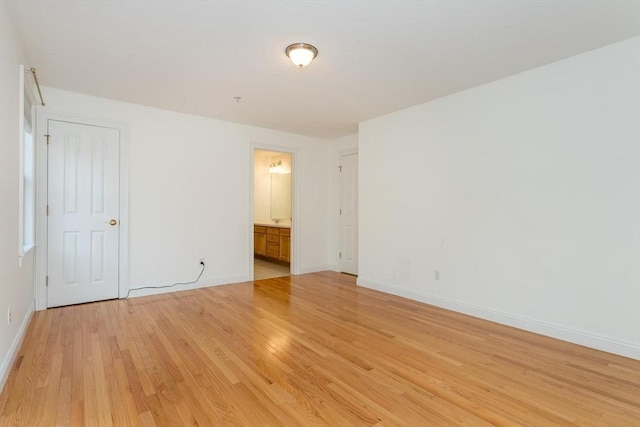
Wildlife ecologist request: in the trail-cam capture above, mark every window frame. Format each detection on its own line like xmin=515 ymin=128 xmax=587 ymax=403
xmin=19 ymin=64 xmax=37 ymax=260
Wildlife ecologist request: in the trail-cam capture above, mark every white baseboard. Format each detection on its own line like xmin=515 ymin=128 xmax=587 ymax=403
xmin=297 ymin=264 xmax=334 ymax=275
xmin=125 ymin=274 xmax=250 ymax=299
xmin=0 ymin=300 xmax=35 ymax=393
xmin=357 ymin=277 xmax=639 ymax=360
xmin=126 ymin=266 xmax=339 ymax=298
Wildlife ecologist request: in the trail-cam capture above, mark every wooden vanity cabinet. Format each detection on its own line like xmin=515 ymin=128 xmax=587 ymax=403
xmin=279 ymin=228 xmax=290 ymax=262
xmin=266 ymin=228 xmax=280 ymax=259
xmin=254 ymin=225 xmax=290 ymax=265
xmin=253 ymin=226 xmax=267 ymax=256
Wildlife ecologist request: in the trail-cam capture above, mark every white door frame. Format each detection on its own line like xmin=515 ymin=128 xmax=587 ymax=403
xmin=35 ymin=109 xmax=129 ymax=310
xmin=249 ymin=143 xmax=299 ymax=278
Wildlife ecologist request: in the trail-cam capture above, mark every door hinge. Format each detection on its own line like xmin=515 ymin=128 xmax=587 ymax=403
xmin=45 ymin=134 xmax=50 ymax=145
xmin=46 ymin=205 xmax=49 ymax=216
xmin=339 ymin=209 xmax=342 ymax=215
xmin=338 ymin=165 xmax=342 ymax=172
xmin=46 ymin=276 xmax=49 ymax=287
xmin=339 ymin=252 xmax=342 ymax=259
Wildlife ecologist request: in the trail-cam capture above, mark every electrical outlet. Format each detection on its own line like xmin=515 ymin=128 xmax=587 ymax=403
xmin=434 ymin=270 xmax=440 ymax=281
xmin=7 ymin=307 xmax=11 ymax=325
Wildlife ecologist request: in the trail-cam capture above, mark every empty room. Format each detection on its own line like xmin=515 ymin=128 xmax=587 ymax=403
xmin=1 ymin=1 xmax=639 ymax=425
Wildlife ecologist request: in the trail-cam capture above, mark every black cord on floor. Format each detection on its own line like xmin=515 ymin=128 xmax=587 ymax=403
xmin=126 ymin=262 xmax=205 ymax=298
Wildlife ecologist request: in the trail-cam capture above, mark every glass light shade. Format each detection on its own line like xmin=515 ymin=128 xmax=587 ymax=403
xmin=285 ymin=43 xmax=318 ymax=68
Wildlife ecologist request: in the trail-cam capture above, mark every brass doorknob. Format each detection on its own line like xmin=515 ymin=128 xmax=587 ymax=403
xmin=109 ymin=219 xmax=118 ymax=226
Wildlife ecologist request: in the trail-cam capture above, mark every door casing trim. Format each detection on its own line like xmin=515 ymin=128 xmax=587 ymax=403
xmin=35 ymin=109 xmax=129 ymax=310
xmin=249 ymin=143 xmax=299 ymax=279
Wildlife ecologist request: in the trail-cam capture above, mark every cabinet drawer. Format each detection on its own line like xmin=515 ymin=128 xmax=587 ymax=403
xmin=254 ymin=225 xmax=266 ymax=233
xmin=267 ymin=227 xmax=279 ymax=235
xmin=279 ymin=228 xmax=290 ymax=236
xmin=266 ymin=234 xmax=279 ymax=243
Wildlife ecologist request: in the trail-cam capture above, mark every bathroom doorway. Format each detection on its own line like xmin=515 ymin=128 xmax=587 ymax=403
xmin=253 ymin=149 xmax=293 ymax=280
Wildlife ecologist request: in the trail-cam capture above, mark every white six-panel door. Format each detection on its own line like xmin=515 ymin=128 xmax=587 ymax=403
xmin=339 ymin=153 xmax=358 ymax=275
xmin=47 ymin=120 xmax=120 ymax=307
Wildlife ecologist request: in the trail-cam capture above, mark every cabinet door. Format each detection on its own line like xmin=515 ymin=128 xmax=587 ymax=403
xmin=254 ymin=232 xmax=266 ymax=256
xmin=266 ymin=242 xmax=279 ymax=259
xmin=279 ymin=235 xmax=290 ymax=262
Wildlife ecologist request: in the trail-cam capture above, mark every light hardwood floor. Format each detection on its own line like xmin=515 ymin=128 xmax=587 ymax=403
xmin=1 ymin=272 xmax=638 ymax=426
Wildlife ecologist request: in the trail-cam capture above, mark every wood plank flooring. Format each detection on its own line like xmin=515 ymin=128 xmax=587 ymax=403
xmin=1 ymin=272 xmax=638 ymax=426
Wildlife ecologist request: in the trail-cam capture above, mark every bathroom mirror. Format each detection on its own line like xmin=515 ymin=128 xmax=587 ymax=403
xmin=270 ymin=173 xmax=291 ymax=220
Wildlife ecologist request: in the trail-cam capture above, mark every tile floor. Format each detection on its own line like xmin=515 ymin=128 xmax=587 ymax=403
xmin=254 ymin=258 xmax=290 ymax=280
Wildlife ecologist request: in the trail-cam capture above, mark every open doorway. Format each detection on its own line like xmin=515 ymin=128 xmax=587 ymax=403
xmin=253 ymin=149 xmax=292 ymax=280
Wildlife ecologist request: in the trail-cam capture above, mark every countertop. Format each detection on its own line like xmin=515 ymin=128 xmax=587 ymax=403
xmin=254 ymin=222 xmax=291 ymax=229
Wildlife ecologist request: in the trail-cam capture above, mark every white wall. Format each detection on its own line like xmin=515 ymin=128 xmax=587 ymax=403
xmin=328 ymin=134 xmax=358 ymax=270
xmin=38 ymin=87 xmax=332 ymax=297
xmin=0 ymin=0 xmax=36 ymax=391
xmin=358 ymin=37 xmax=640 ymax=359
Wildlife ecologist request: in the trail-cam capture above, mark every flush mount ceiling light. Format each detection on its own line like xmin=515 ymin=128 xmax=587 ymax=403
xmin=285 ymin=43 xmax=318 ymax=68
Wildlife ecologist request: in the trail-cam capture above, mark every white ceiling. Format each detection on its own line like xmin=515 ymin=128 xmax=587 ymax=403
xmin=6 ymin=0 xmax=640 ymax=139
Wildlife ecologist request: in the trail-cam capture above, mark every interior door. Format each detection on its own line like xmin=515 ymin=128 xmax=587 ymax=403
xmin=339 ymin=153 xmax=358 ymax=275
xmin=47 ymin=120 xmax=120 ymax=307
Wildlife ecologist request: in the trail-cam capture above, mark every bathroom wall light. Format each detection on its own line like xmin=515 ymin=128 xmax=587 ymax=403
xmin=269 ymin=160 xmax=291 ymax=174
xmin=285 ymin=43 xmax=318 ymax=68
xmin=269 ymin=160 xmax=283 ymax=173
